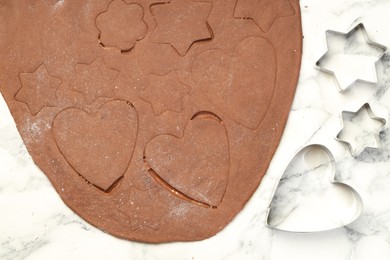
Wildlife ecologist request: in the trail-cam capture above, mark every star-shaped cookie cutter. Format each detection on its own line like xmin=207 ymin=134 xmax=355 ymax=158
xmin=315 ymin=23 xmax=387 ymax=92
xmin=335 ymin=103 xmax=386 ymax=157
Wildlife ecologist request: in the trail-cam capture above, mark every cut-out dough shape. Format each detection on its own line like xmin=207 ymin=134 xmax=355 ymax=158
xmin=336 ymin=103 xmax=386 ymax=157
xmin=193 ymin=37 xmax=276 ymax=130
xmin=71 ymin=57 xmax=119 ymax=105
xmin=96 ymin=0 xmax=147 ymax=52
xmin=144 ymin=112 xmax=229 ymax=207
xmin=53 ymin=100 xmax=138 ymax=191
xmin=15 ymin=64 xmax=61 ymax=116
xmin=316 ymin=23 xmax=386 ymax=92
xmin=267 ymin=144 xmax=363 ymax=232
xmin=150 ymin=0 xmax=213 ymax=56
xmin=234 ymin=0 xmax=295 ymax=32
xmin=139 ymin=71 xmax=191 ymax=115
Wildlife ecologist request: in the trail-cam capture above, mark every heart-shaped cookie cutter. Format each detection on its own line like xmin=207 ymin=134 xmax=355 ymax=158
xmin=335 ymin=103 xmax=386 ymax=157
xmin=315 ymin=23 xmax=386 ymax=92
xmin=265 ymin=144 xmax=363 ymax=232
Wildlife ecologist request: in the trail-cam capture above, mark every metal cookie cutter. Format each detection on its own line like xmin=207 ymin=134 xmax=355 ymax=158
xmin=315 ymin=23 xmax=386 ymax=92
xmin=336 ymin=103 xmax=386 ymax=157
xmin=266 ymin=144 xmax=363 ymax=233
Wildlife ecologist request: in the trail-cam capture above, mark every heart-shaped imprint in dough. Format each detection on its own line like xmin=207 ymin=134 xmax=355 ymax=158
xmin=53 ymin=100 xmax=138 ymax=192
xmin=144 ymin=112 xmax=229 ymax=207
xmin=192 ymin=37 xmax=276 ymax=130
xmin=267 ymin=144 xmax=363 ymax=232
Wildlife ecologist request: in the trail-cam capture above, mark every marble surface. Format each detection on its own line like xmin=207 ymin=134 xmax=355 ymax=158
xmin=2 ymin=0 xmax=390 ymax=259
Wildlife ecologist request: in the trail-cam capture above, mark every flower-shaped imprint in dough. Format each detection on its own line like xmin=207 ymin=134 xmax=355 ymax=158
xmin=96 ymin=0 xmax=147 ymax=52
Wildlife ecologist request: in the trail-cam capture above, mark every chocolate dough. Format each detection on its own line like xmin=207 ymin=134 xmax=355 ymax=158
xmin=0 ymin=0 xmax=302 ymax=242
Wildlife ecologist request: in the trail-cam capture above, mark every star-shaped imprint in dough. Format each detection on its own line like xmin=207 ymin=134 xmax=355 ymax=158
xmin=336 ymin=103 xmax=386 ymax=157
xmin=139 ymin=71 xmax=191 ymax=115
xmin=150 ymin=0 xmax=213 ymax=56
xmin=15 ymin=64 xmax=61 ymax=115
xmin=234 ymin=0 xmax=295 ymax=32
xmin=316 ymin=24 xmax=386 ymax=92
xmin=71 ymin=58 xmax=119 ymax=104
xmin=119 ymin=188 xmax=168 ymax=231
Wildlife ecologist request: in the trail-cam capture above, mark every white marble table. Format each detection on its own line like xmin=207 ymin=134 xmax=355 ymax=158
xmin=2 ymin=0 xmax=390 ymax=259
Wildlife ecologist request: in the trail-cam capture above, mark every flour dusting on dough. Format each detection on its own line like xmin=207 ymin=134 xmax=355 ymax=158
xmin=23 ymin=117 xmax=52 ymax=145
